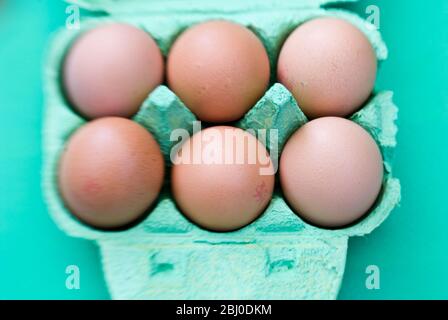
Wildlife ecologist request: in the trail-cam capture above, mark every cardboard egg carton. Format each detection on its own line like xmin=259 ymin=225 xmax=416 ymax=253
xmin=43 ymin=0 xmax=401 ymax=299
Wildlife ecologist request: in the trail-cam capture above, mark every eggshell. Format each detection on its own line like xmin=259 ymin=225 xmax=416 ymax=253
xmin=58 ymin=117 xmax=165 ymax=229
xmin=277 ymin=17 xmax=377 ymax=119
xmin=167 ymin=20 xmax=270 ymax=123
xmin=171 ymin=126 xmax=275 ymax=231
xmin=63 ymin=23 xmax=164 ymax=119
xmin=280 ymin=117 xmax=383 ymax=228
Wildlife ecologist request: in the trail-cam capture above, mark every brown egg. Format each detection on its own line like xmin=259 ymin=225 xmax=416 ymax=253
xmin=280 ymin=117 xmax=383 ymax=228
xmin=167 ymin=20 xmax=270 ymax=123
xmin=277 ymin=17 xmax=377 ymax=119
xmin=59 ymin=117 xmax=165 ymax=229
xmin=171 ymin=126 xmax=275 ymax=231
xmin=63 ymin=23 xmax=164 ymax=119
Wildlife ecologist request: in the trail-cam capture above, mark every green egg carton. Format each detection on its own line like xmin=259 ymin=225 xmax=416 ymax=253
xmin=43 ymin=0 xmax=401 ymax=299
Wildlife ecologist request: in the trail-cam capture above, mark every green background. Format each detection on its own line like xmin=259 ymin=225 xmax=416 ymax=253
xmin=0 ymin=0 xmax=447 ymax=299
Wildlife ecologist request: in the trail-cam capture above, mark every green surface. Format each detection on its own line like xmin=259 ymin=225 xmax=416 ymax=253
xmin=0 ymin=0 xmax=447 ymax=299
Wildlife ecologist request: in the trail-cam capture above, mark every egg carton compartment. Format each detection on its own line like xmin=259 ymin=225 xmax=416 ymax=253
xmin=43 ymin=0 xmax=401 ymax=299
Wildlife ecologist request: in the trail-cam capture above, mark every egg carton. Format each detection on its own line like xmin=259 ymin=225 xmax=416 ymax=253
xmin=43 ymin=0 xmax=401 ymax=299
